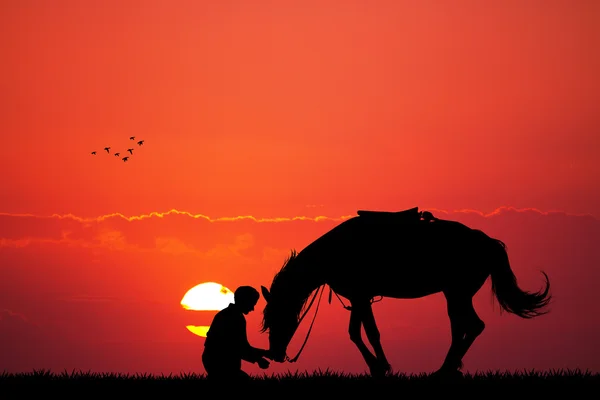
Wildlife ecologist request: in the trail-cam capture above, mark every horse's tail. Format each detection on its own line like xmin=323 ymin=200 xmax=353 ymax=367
xmin=489 ymin=238 xmax=552 ymax=319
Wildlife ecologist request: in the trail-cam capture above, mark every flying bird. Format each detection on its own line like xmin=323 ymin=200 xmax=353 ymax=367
xmin=137 ymin=140 xmax=144 ymax=146
xmin=122 ymin=156 xmax=129 ymax=162
xmin=114 ymin=152 xmax=120 ymax=157
xmin=130 ymin=136 xmax=135 ymax=140
xmin=127 ymin=148 xmax=134 ymax=154
xmin=104 ymin=147 xmax=111 ymax=153
xmin=91 ymin=151 xmax=96 ymax=155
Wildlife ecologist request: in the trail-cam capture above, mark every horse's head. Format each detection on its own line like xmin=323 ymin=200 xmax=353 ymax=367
xmin=260 ymin=285 xmax=298 ymax=363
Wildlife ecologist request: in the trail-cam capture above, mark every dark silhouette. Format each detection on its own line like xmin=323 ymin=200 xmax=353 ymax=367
xmin=122 ymin=156 xmax=129 ymax=162
xmin=91 ymin=151 xmax=96 ymax=155
xmin=103 ymin=147 xmax=110 ymax=153
xmin=114 ymin=152 xmax=120 ymax=157
xmin=130 ymin=136 xmax=135 ymax=140
xmin=260 ymin=207 xmax=552 ymax=378
xmin=202 ymin=286 xmax=270 ymax=382
xmin=137 ymin=140 xmax=144 ymax=146
xmin=127 ymin=148 xmax=134 ymax=154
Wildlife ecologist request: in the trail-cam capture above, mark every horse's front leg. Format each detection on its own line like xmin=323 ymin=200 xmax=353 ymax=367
xmin=361 ymin=302 xmax=392 ymax=376
xmin=348 ymin=304 xmax=379 ymax=374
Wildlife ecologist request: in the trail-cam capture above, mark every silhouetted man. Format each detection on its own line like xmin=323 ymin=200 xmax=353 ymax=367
xmin=202 ymin=286 xmax=270 ymax=382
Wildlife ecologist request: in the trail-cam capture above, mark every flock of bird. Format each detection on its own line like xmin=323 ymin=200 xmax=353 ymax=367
xmin=90 ymin=136 xmax=145 ymax=162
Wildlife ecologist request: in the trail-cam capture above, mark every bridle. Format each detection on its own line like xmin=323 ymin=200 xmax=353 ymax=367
xmin=284 ymin=284 xmax=326 ymax=363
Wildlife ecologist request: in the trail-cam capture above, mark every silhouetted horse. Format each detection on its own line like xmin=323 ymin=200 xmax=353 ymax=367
xmin=260 ymin=207 xmax=551 ymax=377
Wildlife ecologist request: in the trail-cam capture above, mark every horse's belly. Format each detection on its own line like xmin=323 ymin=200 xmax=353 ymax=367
xmin=378 ymin=279 xmax=443 ymax=299
xmin=328 ymin=266 xmax=445 ymax=300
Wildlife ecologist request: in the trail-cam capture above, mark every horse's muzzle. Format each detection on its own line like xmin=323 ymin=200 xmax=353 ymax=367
xmin=269 ymin=351 xmax=286 ymax=363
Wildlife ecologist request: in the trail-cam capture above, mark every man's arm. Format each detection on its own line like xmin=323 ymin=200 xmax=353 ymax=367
xmin=239 ymin=317 xmax=268 ymax=363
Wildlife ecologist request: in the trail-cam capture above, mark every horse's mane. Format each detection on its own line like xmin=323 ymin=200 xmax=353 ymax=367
xmin=261 ymin=249 xmax=314 ymax=333
xmin=270 ymin=248 xmax=299 ymax=291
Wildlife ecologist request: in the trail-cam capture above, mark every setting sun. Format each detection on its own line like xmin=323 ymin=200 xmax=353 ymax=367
xmin=181 ymin=282 xmax=235 ymax=338
xmin=186 ymin=325 xmax=210 ymax=338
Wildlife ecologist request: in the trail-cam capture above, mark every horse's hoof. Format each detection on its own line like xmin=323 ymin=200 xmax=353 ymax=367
xmin=370 ymin=362 xmax=392 ymax=378
xmin=383 ymin=363 xmax=393 ymax=375
xmin=370 ymin=369 xmax=385 ymax=378
xmin=431 ymin=368 xmax=463 ymax=381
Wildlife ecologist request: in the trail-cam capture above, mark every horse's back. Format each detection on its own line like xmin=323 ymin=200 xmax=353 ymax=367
xmin=299 ymin=210 xmax=493 ymax=299
xmin=305 ymin=209 xmax=487 ymax=266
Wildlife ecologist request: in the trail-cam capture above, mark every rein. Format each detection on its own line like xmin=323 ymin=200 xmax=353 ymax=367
xmin=285 ymin=285 xmax=325 ymax=363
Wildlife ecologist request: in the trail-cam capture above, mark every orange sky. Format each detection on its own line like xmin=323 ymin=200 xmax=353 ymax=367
xmin=1 ymin=1 xmax=599 ymax=375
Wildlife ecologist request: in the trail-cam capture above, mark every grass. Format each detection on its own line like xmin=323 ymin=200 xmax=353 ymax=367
xmin=1 ymin=369 xmax=598 ymax=396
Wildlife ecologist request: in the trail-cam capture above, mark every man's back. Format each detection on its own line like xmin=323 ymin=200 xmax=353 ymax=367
xmin=203 ymin=304 xmax=246 ymax=371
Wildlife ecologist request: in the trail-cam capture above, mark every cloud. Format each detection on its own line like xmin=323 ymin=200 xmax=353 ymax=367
xmin=0 ymin=209 xmax=353 ymax=254
xmin=0 ymin=309 xmax=29 ymax=325
xmin=0 ymin=206 xmax=594 ymax=251
xmin=0 ymin=209 xmax=351 ymax=224
xmin=0 ymin=309 xmax=45 ymax=369
xmin=1 ymin=205 xmax=597 ymax=287
xmin=0 ymin=206 xmax=597 ymax=278
xmin=154 ymin=237 xmax=198 ymax=255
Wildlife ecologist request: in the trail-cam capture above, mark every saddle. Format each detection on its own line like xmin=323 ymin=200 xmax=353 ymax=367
xmin=357 ymin=207 xmax=437 ymax=223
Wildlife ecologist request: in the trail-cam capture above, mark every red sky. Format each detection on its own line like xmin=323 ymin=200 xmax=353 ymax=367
xmin=1 ymin=1 xmax=599 ymax=375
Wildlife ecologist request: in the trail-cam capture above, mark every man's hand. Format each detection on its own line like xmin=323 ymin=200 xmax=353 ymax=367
xmin=259 ymin=348 xmax=272 ymax=360
xmin=257 ymin=357 xmax=270 ymax=370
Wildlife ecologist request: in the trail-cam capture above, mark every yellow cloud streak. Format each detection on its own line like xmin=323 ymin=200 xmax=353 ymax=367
xmin=0 ymin=206 xmax=596 ymax=223
xmin=0 ymin=210 xmax=355 ymax=223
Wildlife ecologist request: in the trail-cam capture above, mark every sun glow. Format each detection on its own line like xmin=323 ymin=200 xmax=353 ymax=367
xmin=181 ymin=282 xmax=235 ymax=310
xmin=185 ymin=325 xmax=210 ymax=338
xmin=181 ymin=282 xmax=235 ymax=338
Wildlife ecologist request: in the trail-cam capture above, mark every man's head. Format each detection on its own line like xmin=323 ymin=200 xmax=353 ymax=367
xmin=234 ymin=286 xmax=260 ymax=315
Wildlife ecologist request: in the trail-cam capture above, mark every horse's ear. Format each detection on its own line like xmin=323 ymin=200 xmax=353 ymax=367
xmin=261 ymin=286 xmax=271 ymax=303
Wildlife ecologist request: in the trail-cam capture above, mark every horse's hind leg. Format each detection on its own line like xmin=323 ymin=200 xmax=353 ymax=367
xmin=438 ymin=294 xmax=485 ymax=375
xmin=455 ymin=299 xmax=485 ymax=367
